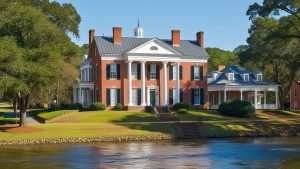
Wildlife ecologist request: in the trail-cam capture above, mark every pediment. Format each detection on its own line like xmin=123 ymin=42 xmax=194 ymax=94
xmin=127 ymin=38 xmax=182 ymax=56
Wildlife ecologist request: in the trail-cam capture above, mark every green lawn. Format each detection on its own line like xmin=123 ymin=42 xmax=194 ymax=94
xmin=55 ymin=110 xmax=160 ymax=123
xmin=0 ymin=103 xmax=19 ymax=124
xmin=0 ymin=123 xmax=176 ymax=141
xmin=174 ymin=109 xmax=230 ymax=121
xmin=31 ymin=110 xmax=74 ymax=120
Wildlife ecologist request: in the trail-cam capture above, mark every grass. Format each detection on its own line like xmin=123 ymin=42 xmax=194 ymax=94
xmin=0 ymin=123 xmax=176 ymax=141
xmin=54 ymin=110 xmax=160 ymax=123
xmin=32 ymin=110 xmax=74 ymax=120
xmin=174 ymin=109 xmax=231 ymax=121
xmin=0 ymin=103 xmax=19 ymax=124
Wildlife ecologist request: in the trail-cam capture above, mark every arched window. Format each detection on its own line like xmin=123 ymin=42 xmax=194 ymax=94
xmin=150 ymin=46 xmax=158 ymax=50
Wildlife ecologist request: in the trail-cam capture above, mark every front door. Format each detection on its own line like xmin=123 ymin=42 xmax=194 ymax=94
xmin=150 ymin=89 xmax=156 ymax=106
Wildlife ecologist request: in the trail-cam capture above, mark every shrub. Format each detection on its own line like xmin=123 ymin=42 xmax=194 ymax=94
xmin=173 ymin=102 xmax=190 ymax=111
xmin=219 ymin=100 xmax=255 ymax=117
xmin=60 ymin=103 xmax=70 ymax=110
xmin=114 ymin=103 xmax=123 ymax=110
xmin=177 ymin=109 xmax=188 ymax=114
xmin=70 ymin=103 xmax=83 ymax=110
xmin=89 ymin=102 xmax=106 ymax=111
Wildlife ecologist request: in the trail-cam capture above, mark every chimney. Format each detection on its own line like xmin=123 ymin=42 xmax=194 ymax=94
xmin=172 ymin=30 xmax=180 ymax=46
xmin=89 ymin=29 xmax=95 ymax=56
xmin=217 ymin=65 xmax=225 ymax=71
xmin=196 ymin=31 xmax=204 ymax=47
xmin=113 ymin=27 xmax=122 ymax=44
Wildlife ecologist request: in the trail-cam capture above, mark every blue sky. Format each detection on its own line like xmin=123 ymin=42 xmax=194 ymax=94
xmin=55 ymin=0 xmax=262 ymax=51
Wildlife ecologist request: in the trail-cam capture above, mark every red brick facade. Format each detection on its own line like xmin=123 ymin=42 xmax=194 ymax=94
xmin=291 ymin=80 xmax=300 ymax=110
xmin=88 ymin=27 xmax=208 ymax=108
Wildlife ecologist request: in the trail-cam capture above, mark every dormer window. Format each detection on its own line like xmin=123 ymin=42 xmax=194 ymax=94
xmin=243 ymin=74 xmax=249 ymax=81
xmin=256 ymin=74 xmax=262 ymax=81
xmin=228 ymin=73 xmax=234 ymax=81
xmin=150 ymin=46 xmax=158 ymax=50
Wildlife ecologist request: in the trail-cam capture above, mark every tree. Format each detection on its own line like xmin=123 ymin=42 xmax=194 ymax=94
xmin=240 ymin=0 xmax=300 ymax=109
xmin=206 ymin=47 xmax=238 ymax=72
xmin=0 ymin=3 xmax=81 ymax=126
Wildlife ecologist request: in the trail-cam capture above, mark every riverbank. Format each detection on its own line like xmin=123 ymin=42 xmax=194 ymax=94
xmin=0 ymin=106 xmax=300 ymax=146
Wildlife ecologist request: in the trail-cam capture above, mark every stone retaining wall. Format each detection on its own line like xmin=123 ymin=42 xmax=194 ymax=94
xmin=0 ymin=134 xmax=175 ymax=146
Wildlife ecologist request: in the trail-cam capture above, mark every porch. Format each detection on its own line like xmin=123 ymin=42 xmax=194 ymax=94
xmin=208 ymin=86 xmax=279 ymax=110
xmin=73 ymin=82 xmax=94 ymax=108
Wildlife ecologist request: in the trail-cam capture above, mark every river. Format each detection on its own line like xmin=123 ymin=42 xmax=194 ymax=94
xmin=0 ymin=137 xmax=300 ymax=169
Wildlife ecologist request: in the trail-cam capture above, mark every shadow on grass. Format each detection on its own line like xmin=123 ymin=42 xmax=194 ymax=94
xmin=110 ymin=113 xmax=177 ymax=135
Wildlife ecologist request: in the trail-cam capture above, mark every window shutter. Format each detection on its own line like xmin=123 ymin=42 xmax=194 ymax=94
xmin=191 ymin=66 xmax=194 ymax=80
xmin=200 ymin=66 xmax=203 ymax=80
xmin=180 ymin=65 xmax=183 ymax=80
xmin=169 ymin=65 xmax=173 ymax=80
xmin=106 ymin=89 xmax=111 ymax=106
xmin=147 ymin=64 xmax=150 ymax=80
xmin=169 ymin=88 xmax=173 ymax=105
xmin=191 ymin=88 xmax=195 ymax=105
xmin=117 ymin=89 xmax=121 ymax=104
xmin=200 ymin=88 xmax=204 ymax=105
xmin=137 ymin=88 xmax=141 ymax=105
xmin=106 ymin=64 xmax=110 ymax=80
xmin=117 ymin=64 xmax=120 ymax=80
xmin=156 ymin=64 xmax=160 ymax=79
xmin=137 ymin=64 xmax=141 ymax=80
xmin=180 ymin=89 xmax=183 ymax=102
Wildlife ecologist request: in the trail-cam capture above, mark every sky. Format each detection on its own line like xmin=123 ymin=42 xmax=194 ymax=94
xmin=55 ymin=0 xmax=262 ymax=51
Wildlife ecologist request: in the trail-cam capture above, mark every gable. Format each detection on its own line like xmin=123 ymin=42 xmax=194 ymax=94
xmin=127 ymin=39 xmax=182 ymax=56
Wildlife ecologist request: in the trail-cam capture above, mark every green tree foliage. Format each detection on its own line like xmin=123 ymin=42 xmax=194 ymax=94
xmin=0 ymin=3 xmax=81 ymax=126
xmin=206 ymin=47 xmax=238 ymax=72
xmin=239 ymin=0 xmax=300 ymax=109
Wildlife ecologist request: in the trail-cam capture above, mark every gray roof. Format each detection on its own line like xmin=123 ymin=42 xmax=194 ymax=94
xmin=209 ymin=65 xmax=277 ymax=86
xmin=94 ymin=36 xmax=209 ymax=59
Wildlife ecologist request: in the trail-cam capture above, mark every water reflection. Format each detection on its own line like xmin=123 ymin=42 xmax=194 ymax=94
xmin=0 ymin=137 xmax=299 ymax=169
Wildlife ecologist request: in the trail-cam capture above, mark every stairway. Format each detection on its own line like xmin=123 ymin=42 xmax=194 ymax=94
xmin=176 ymin=123 xmax=201 ymax=139
xmin=154 ymin=106 xmax=176 ymax=121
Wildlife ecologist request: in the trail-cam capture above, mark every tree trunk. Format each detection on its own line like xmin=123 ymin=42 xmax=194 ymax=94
xmin=19 ymin=107 xmax=27 ymax=127
xmin=16 ymin=93 xmax=30 ymax=127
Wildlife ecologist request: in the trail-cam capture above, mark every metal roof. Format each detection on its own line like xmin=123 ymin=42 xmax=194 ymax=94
xmin=208 ymin=65 xmax=277 ymax=86
xmin=94 ymin=36 xmax=209 ymax=59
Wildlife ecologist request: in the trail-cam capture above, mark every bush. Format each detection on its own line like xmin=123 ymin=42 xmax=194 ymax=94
xmin=114 ymin=103 xmax=123 ymax=110
xmin=70 ymin=103 xmax=83 ymax=110
xmin=89 ymin=102 xmax=106 ymax=111
xmin=60 ymin=103 xmax=70 ymax=110
xmin=219 ymin=100 xmax=255 ymax=117
xmin=177 ymin=109 xmax=188 ymax=114
xmin=173 ymin=102 xmax=190 ymax=111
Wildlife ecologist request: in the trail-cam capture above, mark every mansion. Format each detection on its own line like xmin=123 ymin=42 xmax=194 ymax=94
xmin=73 ymin=23 xmax=279 ymax=110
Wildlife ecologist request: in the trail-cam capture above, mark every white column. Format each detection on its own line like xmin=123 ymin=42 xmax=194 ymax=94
xmin=163 ymin=61 xmax=168 ymax=106
xmin=240 ymin=90 xmax=243 ymax=101
xmin=141 ymin=61 xmax=146 ymax=106
xmin=224 ymin=89 xmax=227 ymax=101
xmin=254 ymin=90 xmax=257 ymax=109
xmin=264 ymin=91 xmax=267 ymax=109
xmin=80 ymin=88 xmax=84 ymax=104
xmin=275 ymin=90 xmax=278 ymax=109
xmin=176 ymin=62 xmax=180 ymax=103
xmin=127 ymin=61 xmax=132 ymax=106
xmin=218 ymin=91 xmax=221 ymax=105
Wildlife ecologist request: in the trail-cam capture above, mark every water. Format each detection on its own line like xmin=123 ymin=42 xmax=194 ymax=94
xmin=0 ymin=137 xmax=300 ymax=169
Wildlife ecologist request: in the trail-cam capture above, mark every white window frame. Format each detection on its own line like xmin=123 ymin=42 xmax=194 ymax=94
xmin=131 ymin=64 xmax=138 ymax=80
xmin=228 ymin=73 xmax=234 ymax=81
xmin=194 ymin=88 xmax=201 ymax=105
xmin=110 ymin=89 xmax=117 ymax=106
xmin=194 ymin=66 xmax=200 ymax=80
xmin=150 ymin=64 xmax=157 ymax=80
xmin=110 ymin=64 xmax=117 ymax=80
xmin=243 ymin=74 xmax=249 ymax=82
xmin=172 ymin=66 xmax=177 ymax=80
xmin=256 ymin=74 xmax=262 ymax=81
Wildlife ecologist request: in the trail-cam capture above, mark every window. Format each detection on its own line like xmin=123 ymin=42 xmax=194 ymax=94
xmin=257 ymin=74 xmax=262 ymax=81
xmin=132 ymin=89 xmax=138 ymax=105
xmin=150 ymin=64 xmax=157 ymax=80
xmin=106 ymin=88 xmax=120 ymax=106
xmin=150 ymin=46 xmax=158 ymax=50
xmin=95 ymin=63 xmax=98 ymax=80
xmin=170 ymin=65 xmax=182 ymax=80
xmin=244 ymin=74 xmax=249 ymax=81
xmin=110 ymin=64 xmax=117 ymax=79
xmin=191 ymin=66 xmax=203 ymax=81
xmin=173 ymin=66 xmax=177 ymax=80
xmin=169 ymin=88 xmax=183 ymax=105
xmin=110 ymin=89 xmax=117 ymax=106
xmin=194 ymin=89 xmax=201 ymax=105
xmin=131 ymin=64 xmax=138 ymax=80
xmin=228 ymin=73 xmax=234 ymax=81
